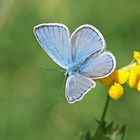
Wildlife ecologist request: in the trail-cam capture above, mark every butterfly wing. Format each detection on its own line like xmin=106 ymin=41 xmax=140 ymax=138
xmin=65 ymin=74 xmax=96 ymax=103
xmin=71 ymin=24 xmax=105 ymax=64
xmin=34 ymin=23 xmax=72 ymax=69
xmin=79 ymin=52 xmax=116 ymax=79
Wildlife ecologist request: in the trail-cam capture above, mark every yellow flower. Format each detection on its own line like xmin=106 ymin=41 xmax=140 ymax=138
xmin=134 ymin=51 xmax=140 ymax=65
xmin=128 ymin=65 xmax=140 ymax=89
xmin=101 ymin=70 xmax=129 ymax=86
xmin=101 ymin=70 xmax=129 ymax=100
xmin=112 ymin=70 xmax=129 ymax=84
xmin=100 ymin=73 xmax=114 ymax=86
xmin=109 ymin=82 xmax=124 ymax=100
xmin=101 ymin=51 xmax=140 ymax=99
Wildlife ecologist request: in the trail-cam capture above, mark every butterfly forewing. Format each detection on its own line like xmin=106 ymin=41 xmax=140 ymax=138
xmin=71 ymin=25 xmax=105 ymax=64
xmin=34 ymin=23 xmax=72 ymax=69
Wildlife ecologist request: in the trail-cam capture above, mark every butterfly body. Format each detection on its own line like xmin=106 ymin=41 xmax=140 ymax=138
xmin=67 ymin=63 xmax=81 ymax=76
xmin=34 ymin=23 xmax=116 ymax=104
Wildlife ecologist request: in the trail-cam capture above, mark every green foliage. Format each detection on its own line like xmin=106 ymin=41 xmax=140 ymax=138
xmin=80 ymin=121 xmax=126 ymax=140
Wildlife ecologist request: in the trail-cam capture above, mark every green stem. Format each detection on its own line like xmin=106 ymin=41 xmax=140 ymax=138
xmin=100 ymin=94 xmax=110 ymax=122
xmin=92 ymin=94 xmax=110 ymax=139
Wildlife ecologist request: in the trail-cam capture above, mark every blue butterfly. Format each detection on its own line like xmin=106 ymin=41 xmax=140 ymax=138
xmin=33 ymin=23 xmax=116 ymax=104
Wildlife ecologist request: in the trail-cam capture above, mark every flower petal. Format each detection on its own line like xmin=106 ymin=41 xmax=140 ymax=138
xmin=128 ymin=65 xmax=140 ymax=88
xmin=100 ymin=73 xmax=114 ymax=86
xmin=134 ymin=51 xmax=140 ymax=65
xmin=109 ymin=82 xmax=124 ymax=100
xmin=113 ymin=70 xmax=129 ymax=84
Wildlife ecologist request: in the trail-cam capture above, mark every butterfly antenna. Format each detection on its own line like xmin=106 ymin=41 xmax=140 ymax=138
xmin=40 ymin=67 xmax=65 ymax=73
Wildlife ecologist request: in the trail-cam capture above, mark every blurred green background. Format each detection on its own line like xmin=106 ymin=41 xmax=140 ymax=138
xmin=0 ymin=0 xmax=140 ymax=139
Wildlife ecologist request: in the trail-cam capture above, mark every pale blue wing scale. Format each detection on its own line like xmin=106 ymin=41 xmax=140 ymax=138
xmin=80 ymin=52 xmax=116 ymax=79
xmin=34 ymin=23 xmax=72 ymax=69
xmin=71 ymin=25 xmax=105 ymax=64
xmin=65 ymin=74 xmax=96 ymax=104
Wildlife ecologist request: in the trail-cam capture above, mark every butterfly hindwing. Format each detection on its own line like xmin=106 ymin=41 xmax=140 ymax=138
xmin=65 ymin=74 xmax=96 ymax=103
xmin=34 ymin=23 xmax=72 ymax=69
xmin=80 ymin=52 xmax=116 ymax=79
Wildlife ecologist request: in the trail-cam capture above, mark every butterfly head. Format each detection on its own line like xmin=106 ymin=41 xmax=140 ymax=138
xmin=64 ymin=65 xmax=80 ymax=78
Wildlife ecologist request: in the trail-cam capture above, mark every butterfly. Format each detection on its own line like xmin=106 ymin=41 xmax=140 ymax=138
xmin=33 ymin=23 xmax=116 ymax=104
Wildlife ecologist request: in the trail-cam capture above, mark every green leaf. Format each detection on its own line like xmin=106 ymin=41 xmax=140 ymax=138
xmin=93 ymin=121 xmax=126 ymax=140
xmin=79 ymin=130 xmax=92 ymax=140
xmin=79 ymin=121 xmax=126 ymax=140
